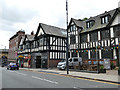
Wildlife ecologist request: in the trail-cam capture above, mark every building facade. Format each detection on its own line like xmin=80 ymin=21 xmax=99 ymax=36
xmin=8 ymin=30 xmax=25 ymax=62
xmin=18 ymin=23 xmax=67 ymax=68
xmin=68 ymin=8 xmax=120 ymax=67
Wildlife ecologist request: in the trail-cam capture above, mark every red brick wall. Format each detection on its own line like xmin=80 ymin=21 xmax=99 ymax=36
xmin=8 ymin=31 xmax=25 ymax=61
xmin=49 ymin=60 xmax=61 ymax=68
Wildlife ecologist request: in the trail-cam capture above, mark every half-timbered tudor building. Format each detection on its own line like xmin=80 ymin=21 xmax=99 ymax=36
xmin=32 ymin=23 xmax=67 ymax=68
xmin=18 ymin=34 xmax=34 ymax=67
xmin=68 ymin=8 xmax=120 ymax=66
xmin=18 ymin=23 xmax=67 ymax=68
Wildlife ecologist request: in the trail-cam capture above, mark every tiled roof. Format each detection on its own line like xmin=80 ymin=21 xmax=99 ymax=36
xmin=26 ymin=34 xmax=34 ymax=41
xmin=40 ymin=23 xmax=67 ymax=38
xmin=71 ymin=8 xmax=118 ymax=33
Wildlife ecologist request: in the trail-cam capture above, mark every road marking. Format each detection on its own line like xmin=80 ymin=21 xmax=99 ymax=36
xmin=8 ymin=70 xmax=27 ymax=76
xmin=32 ymin=76 xmax=58 ymax=84
xmin=22 ymin=69 xmax=120 ymax=86
xmin=36 ymin=71 xmax=120 ymax=86
xmin=15 ymin=72 xmax=27 ymax=76
xmin=9 ymin=71 xmax=16 ymax=73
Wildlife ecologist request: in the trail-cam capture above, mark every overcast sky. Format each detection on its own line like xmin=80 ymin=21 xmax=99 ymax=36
xmin=0 ymin=0 xmax=120 ymax=49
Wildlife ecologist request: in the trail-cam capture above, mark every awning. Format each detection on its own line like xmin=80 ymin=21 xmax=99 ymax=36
xmin=18 ymin=55 xmax=24 ymax=58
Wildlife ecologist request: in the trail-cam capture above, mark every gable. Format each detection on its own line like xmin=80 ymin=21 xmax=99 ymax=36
xmin=19 ymin=36 xmax=25 ymax=45
xmin=37 ymin=27 xmax=45 ymax=36
xmin=111 ymin=13 xmax=120 ymax=26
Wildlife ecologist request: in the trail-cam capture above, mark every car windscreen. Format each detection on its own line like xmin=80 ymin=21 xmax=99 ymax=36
xmin=9 ymin=63 xmax=16 ymax=65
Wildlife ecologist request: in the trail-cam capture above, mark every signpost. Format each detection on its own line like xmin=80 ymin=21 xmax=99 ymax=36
xmin=118 ymin=38 xmax=120 ymax=75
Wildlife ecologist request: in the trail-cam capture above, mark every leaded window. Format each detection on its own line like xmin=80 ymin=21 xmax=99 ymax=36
xmin=90 ymin=50 xmax=99 ymax=60
xmin=81 ymin=34 xmax=87 ymax=43
xmin=113 ymin=25 xmax=120 ymax=37
xmin=101 ymin=15 xmax=110 ymax=24
xmin=81 ymin=52 xmax=88 ymax=60
xmin=90 ymin=32 xmax=98 ymax=42
xmin=86 ymin=20 xmax=95 ymax=28
xmin=101 ymin=50 xmax=112 ymax=59
xmin=70 ymin=35 xmax=76 ymax=44
xmin=70 ymin=25 xmax=76 ymax=32
xmin=101 ymin=30 xmax=110 ymax=40
xmin=72 ymin=52 xmax=77 ymax=57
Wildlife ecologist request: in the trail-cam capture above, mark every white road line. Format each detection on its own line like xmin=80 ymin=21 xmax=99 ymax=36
xmin=15 ymin=72 xmax=27 ymax=76
xmin=8 ymin=70 xmax=27 ymax=76
xmin=32 ymin=76 xmax=58 ymax=84
xmin=9 ymin=71 xmax=16 ymax=73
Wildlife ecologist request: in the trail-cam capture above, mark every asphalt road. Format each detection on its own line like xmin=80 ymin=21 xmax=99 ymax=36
xmin=0 ymin=67 xmax=119 ymax=89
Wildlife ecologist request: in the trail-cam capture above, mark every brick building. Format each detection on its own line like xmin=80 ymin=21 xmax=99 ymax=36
xmin=8 ymin=30 xmax=25 ymax=62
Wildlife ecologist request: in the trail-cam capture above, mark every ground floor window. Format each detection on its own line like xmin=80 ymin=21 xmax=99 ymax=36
xmin=72 ymin=52 xmax=77 ymax=57
xmin=101 ymin=49 xmax=113 ymax=59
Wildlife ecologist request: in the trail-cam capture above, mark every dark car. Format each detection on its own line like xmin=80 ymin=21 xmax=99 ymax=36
xmin=7 ymin=63 xmax=19 ymax=70
xmin=1 ymin=63 xmax=4 ymax=67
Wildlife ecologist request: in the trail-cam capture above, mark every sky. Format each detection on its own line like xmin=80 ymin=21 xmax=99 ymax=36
xmin=0 ymin=0 xmax=120 ymax=49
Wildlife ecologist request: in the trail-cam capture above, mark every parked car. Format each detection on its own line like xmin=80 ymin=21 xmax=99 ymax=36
xmin=1 ymin=62 xmax=4 ymax=67
xmin=57 ymin=57 xmax=82 ymax=70
xmin=7 ymin=63 xmax=19 ymax=70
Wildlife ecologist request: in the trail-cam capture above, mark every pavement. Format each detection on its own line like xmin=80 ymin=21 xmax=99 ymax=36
xmin=20 ymin=67 xmax=120 ymax=84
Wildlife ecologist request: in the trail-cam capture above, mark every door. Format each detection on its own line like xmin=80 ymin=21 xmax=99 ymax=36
xmin=42 ymin=59 xmax=47 ymax=69
xmin=36 ymin=56 xmax=41 ymax=68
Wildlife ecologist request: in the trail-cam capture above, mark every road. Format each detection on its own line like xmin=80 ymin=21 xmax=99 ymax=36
xmin=0 ymin=67 xmax=119 ymax=89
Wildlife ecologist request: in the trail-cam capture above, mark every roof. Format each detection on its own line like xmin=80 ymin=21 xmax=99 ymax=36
xmin=36 ymin=23 xmax=67 ymax=38
xmin=70 ymin=8 xmax=119 ymax=34
xmin=9 ymin=30 xmax=25 ymax=41
xmin=25 ymin=34 xmax=34 ymax=41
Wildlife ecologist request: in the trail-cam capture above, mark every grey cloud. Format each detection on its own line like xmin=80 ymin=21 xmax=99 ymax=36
xmin=1 ymin=1 xmax=38 ymax=24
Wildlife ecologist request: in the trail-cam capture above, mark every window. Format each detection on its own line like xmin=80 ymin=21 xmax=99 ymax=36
xmin=81 ymin=34 xmax=87 ymax=43
xmin=86 ymin=21 xmax=95 ymax=28
xmin=72 ymin=52 xmax=77 ymax=57
xmin=43 ymin=38 xmax=47 ymax=45
xmin=113 ymin=25 xmax=120 ymax=37
xmin=81 ymin=52 xmax=88 ymax=60
xmin=70 ymin=25 xmax=76 ymax=32
xmin=90 ymin=32 xmax=98 ymax=42
xmin=74 ymin=59 xmax=78 ymax=62
xmin=101 ymin=50 xmax=112 ymax=59
xmin=70 ymin=35 xmax=76 ymax=44
xmin=90 ymin=50 xmax=99 ymax=60
xmin=101 ymin=30 xmax=110 ymax=40
xmin=101 ymin=15 xmax=110 ymax=24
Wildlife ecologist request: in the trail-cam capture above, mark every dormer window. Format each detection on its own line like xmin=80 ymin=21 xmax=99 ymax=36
xmin=101 ymin=15 xmax=110 ymax=24
xmin=86 ymin=20 xmax=95 ymax=29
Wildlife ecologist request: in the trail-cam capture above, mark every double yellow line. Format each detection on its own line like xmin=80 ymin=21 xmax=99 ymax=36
xmin=23 ymin=69 xmax=120 ymax=86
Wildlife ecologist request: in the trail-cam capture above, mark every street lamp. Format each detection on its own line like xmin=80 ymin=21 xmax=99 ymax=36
xmin=66 ymin=0 xmax=69 ymax=74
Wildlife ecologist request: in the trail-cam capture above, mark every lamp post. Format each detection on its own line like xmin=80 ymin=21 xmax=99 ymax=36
xmin=66 ymin=0 xmax=69 ymax=74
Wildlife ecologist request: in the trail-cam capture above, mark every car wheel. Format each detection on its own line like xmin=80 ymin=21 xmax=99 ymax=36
xmin=17 ymin=68 xmax=19 ymax=70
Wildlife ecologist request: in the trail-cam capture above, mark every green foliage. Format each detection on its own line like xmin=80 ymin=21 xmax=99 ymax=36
xmin=100 ymin=65 xmax=104 ymax=70
xmin=82 ymin=17 xmax=88 ymax=21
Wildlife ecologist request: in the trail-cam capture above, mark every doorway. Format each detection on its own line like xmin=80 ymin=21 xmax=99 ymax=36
xmin=36 ymin=56 xmax=41 ymax=68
